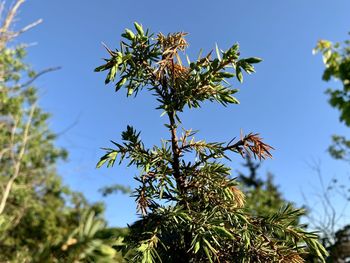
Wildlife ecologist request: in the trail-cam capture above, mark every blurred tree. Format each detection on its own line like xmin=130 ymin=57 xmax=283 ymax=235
xmin=328 ymin=225 xmax=350 ymax=262
xmin=96 ymin=22 xmax=327 ymax=262
xmin=0 ymin=1 xmax=125 ymax=262
xmin=37 ymin=210 xmax=127 ymax=262
xmin=238 ymin=157 xmax=294 ymax=217
xmin=314 ymin=35 xmax=350 ymax=161
xmin=312 ymin=34 xmax=350 ymax=262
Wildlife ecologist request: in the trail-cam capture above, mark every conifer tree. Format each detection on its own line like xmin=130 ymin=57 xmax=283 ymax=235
xmin=238 ymin=157 xmax=293 ymax=217
xmin=96 ymin=23 xmax=327 ymax=262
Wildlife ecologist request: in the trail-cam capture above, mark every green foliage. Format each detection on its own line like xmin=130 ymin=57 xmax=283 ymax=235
xmin=310 ymin=34 xmax=350 ymax=262
xmin=314 ymin=36 xmax=350 ymax=161
xmin=0 ymin=41 xmax=72 ymax=262
xmin=96 ymin=23 xmax=327 ymax=262
xmin=238 ymin=157 xmax=294 ymax=217
xmin=99 ymin=184 xmax=132 ymax=197
xmin=39 ymin=210 xmax=127 ymax=262
xmin=94 ymin=22 xmax=262 ymax=114
xmin=328 ymin=135 xmax=350 ymax=161
xmin=314 ymin=37 xmax=350 ymax=126
xmin=0 ymin=2 xmax=123 ymax=261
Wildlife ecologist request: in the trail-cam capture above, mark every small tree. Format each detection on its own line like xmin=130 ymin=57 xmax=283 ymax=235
xmin=96 ymin=23 xmax=327 ymax=262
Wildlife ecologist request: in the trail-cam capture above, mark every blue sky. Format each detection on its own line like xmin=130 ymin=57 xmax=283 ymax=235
xmin=15 ymin=0 xmax=350 ymax=226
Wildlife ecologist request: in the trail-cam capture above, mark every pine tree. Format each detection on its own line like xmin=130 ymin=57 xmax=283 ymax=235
xmin=96 ymin=23 xmax=327 ymax=262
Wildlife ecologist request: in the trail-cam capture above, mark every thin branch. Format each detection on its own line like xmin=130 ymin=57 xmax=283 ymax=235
xmin=10 ymin=18 xmax=42 ymax=39
xmin=0 ymin=0 xmax=25 ymax=35
xmin=192 ymin=133 xmax=273 ymax=169
xmin=19 ymin=66 xmax=61 ymax=88
xmin=56 ymin=113 xmax=81 ymax=137
xmin=0 ymin=104 xmax=36 ymax=215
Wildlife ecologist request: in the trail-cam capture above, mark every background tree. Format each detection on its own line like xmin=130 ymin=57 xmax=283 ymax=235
xmin=238 ymin=156 xmax=296 ymax=217
xmin=0 ymin=1 xmax=126 ymax=262
xmin=314 ymin=35 xmax=350 ymax=161
xmin=96 ymin=22 xmax=327 ymax=262
xmin=312 ymin=33 xmax=350 ymax=262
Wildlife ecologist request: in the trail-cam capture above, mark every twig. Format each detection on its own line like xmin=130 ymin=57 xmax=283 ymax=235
xmin=19 ymin=66 xmax=61 ymax=88
xmin=10 ymin=18 xmax=43 ymax=39
xmin=0 ymin=0 xmax=25 ymax=35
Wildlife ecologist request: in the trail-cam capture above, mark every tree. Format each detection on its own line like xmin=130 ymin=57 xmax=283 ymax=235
xmin=238 ymin=157 xmax=295 ymax=218
xmin=313 ymin=35 xmax=350 ymax=161
xmin=0 ymin=1 xmax=124 ymax=262
xmin=328 ymin=225 xmax=350 ymax=262
xmin=312 ymin=35 xmax=350 ymax=262
xmin=96 ymin=22 xmax=327 ymax=262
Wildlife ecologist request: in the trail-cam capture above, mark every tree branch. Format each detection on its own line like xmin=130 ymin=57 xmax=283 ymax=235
xmin=0 ymin=0 xmax=25 ymax=35
xmin=19 ymin=66 xmax=61 ymax=88
xmin=10 ymin=18 xmax=42 ymax=39
xmin=0 ymin=104 xmax=35 ymax=215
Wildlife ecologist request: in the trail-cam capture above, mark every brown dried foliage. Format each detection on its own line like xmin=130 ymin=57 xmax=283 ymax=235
xmin=232 ymin=133 xmax=274 ymax=160
xmin=154 ymin=32 xmax=190 ymax=85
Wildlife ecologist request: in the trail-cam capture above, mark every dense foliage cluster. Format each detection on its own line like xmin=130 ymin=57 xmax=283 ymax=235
xmin=96 ymin=22 xmax=327 ymax=262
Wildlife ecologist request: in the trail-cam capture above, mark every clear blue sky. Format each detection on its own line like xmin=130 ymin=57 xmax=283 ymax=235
xmin=16 ymin=0 xmax=350 ymax=226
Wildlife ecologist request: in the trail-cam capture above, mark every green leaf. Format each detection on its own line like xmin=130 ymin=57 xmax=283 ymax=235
xmin=212 ymin=226 xmax=234 ymax=239
xmin=107 ymin=151 xmax=118 ymax=167
xmin=127 ymin=88 xmax=134 ymax=96
xmin=202 ymin=238 xmax=217 ymax=254
xmin=244 ymin=57 xmax=263 ymax=64
xmin=218 ymin=72 xmax=235 ymax=78
xmin=115 ymin=77 xmax=127 ymax=91
xmin=94 ymin=63 xmax=109 ymax=72
xmin=99 ymin=244 xmax=116 ymax=257
xmin=122 ymin=29 xmax=135 ymax=40
xmin=225 ymin=95 xmax=239 ymax=104
xmin=83 ymin=211 xmax=95 ymax=236
xmin=203 ymin=246 xmax=213 ymax=263
xmin=194 ymin=240 xmax=201 ymax=254
xmin=134 ymin=22 xmax=144 ymax=36
xmin=236 ymin=67 xmax=243 ymax=83
xmin=96 ymin=155 xmax=108 ymax=168
xmin=215 ymin=43 xmax=222 ymax=61
xmin=178 ymin=212 xmax=192 ymax=222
